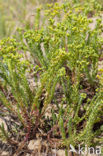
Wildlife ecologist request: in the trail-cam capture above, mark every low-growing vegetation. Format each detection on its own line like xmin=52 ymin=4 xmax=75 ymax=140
xmin=0 ymin=0 xmax=103 ymax=155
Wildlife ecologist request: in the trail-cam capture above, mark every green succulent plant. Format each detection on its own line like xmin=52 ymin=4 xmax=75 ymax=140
xmin=0 ymin=0 xmax=103 ymax=155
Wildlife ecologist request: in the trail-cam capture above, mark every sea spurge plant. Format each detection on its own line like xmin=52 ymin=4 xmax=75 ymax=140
xmin=0 ymin=1 xmax=103 ymax=155
xmin=32 ymin=49 xmax=69 ymax=112
xmin=0 ymin=38 xmax=36 ymax=141
xmin=22 ymin=1 xmax=103 ymax=81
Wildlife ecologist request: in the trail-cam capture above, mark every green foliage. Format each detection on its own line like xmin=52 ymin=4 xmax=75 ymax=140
xmin=0 ymin=0 xmax=103 ymax=154
xmin=0 ymin=38 xmax=36 ymax=139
